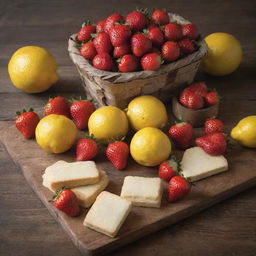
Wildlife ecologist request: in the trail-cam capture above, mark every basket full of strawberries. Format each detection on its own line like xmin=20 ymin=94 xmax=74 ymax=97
xmin=68 ymin=8 xmax=207 ymax=108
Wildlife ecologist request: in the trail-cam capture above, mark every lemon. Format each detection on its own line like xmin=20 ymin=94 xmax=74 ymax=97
xmin=126 ymin=95 xmax=168 ymax=131
xmin=130 ymin=127 xmax=172 ymax=167
xmin=88 ymin=106 xmax=129 ymax=143
xmin=8 ymin=46 xmax=58 ymax=93
xmin=35 ymin=114 xmax=77 ymax=153
xmin=231 ymin=116 xmax=256 ymax=148
xmin=201 ymin=32 xmax=243 ymax=76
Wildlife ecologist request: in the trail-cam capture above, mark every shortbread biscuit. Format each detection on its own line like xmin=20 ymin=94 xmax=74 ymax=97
xmin=84 ymin=191 xmax=132 ymax=237
xmin=120 ymin=176 xmax=163 ymax=208
xmin=71 ymin=170 xmax=109 ymax=208
xmin=43 ymin=161 xmax=100 ymax=191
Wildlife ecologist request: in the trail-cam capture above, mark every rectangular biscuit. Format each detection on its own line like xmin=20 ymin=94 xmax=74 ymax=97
xmin=84 ymin=191 xmax=132 ymax=237
xmin=120 ymin=176 xmax=163 ymax=208
xmin=43 ymin=161 xmax=100 ymax=191
xmin=71 ymin=170 xmax=109 ymax=208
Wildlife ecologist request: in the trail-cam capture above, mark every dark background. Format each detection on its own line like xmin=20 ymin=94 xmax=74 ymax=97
xmin=0 ymin=0 xmax=256 ymax=256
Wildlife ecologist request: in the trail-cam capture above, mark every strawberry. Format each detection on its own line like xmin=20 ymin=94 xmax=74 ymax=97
xmin=195 ymin=133 xmax=227 ymax=156
xmin=52 ymin=188 xmax=80 ymax=217
xmin=15 ymin=108 xmax=40 ymax=139
xmin=169 ymin=122 xmax=193 ymax=150
xmin=182 ymin=24 xmax=199 ymax=40
xmin=131 ymin=33 xmax=152 ymax=57
xmin=44 ymin=96 xmax=70 ymax=118
xmin=92 ymin=53 xmax=114 ymax=71
xmin=77 ymin=21 xmax=96 ymax=42
xmin=118 ymin=54 xmax=139 ymax=72
xmin=204 ymin=119 xmax=224 ymax=135
xmin=179 ymin=89 xmax=204 ymax=109
xmin=70 ymin=100 xmax=95 ymax=130
xmin=146 ymin=26 xmax=164 ymax=47
xmin=113 ymin=44 xmax=131 ymax=58
xmin=80 ymin=41 xmax=97 ymax=60
xmin=161 ymin=41 xmax=180 ymax=62
xmin=125 ymin=10 xmax=148 ymax=32
xmin=187 ymin=82 xmax=208 ymax=97
xmin=106 ymin=141 xmax=129 ymax=170
xmin=158 ymin=158 xmax=178 ymax=181
xmin=96 ymin=19 xmax=106 ymax=33
xmin=93 ymin=32 xmax=113 ymax=54
xmin=104 ymin=13 xmax=124 ymax=34
xmin=151 ymin=9 xmax=169 ymax=25
xmin=178 ymin=39 xmax=196 ymax=55
xmin=76 ymin=138 xmax=98 ymax=161
xmin=109 ymin=25 xmax=131 ymax=47
xmin=141 ymin=52 xmax=161 ymax=71
xmin=167 ymin=176 xmax=191 ymax=202
xmin=205 ymin=91 xmax=219 ymax=106
xmin=164 ymin=23 xmax=182 ymax=41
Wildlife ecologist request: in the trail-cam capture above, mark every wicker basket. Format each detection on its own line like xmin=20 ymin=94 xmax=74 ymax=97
xmin=68 ymin=13 xmax=207 ymax=108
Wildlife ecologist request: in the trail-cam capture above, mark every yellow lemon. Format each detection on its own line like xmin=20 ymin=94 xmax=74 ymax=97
xmin=126 ymin=95 xmax=168 ymax=131
xmin=231 ymin=116 xmax=256 ymax=148
xmin=8 ymin=46 xmax=58 ymax=93
xmin=201 ymin=32 xmax=243 ymax=76
xmin=130 ymin=127 xmax=172 ymax=167
xmin=88 ymin=106 xmax=129 ymax=143
xmin=35 ymin=114 xmax=77 ymax=153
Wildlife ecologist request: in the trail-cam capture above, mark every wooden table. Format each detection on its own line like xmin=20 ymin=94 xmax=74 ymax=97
xmin=1 ymin=0 xmax=255 ymax=255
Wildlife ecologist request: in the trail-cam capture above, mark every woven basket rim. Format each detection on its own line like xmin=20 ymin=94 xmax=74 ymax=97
xmin=68 ymin=13 xmax=208 ymax=84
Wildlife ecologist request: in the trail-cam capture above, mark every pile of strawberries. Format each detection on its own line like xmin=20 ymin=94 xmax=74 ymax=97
xmin=77 ymin=8 xmax=200 ymax=72
xmin=179 ymin=81 xmax=219 ymax=109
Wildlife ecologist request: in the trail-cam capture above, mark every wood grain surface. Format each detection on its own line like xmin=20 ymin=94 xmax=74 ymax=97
xmin=1 ymin=0 xmax=256 ymax=255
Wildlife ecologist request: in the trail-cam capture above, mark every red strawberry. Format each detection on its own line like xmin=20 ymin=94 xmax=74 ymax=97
xmin=158 ymin=158 xmax=178 ymax=181
xmin=195 ymin=133 xmax=227 ymax=156
xmin=164 ymin=23 xmax=182 ymax=41
xmin=52 ymin=188 xmax=80 ymax=217
xmin=15 ymin=108 xmax=40 ymax=139
xmin=70 ymin=100 xmax=95 ymax=130
xmin=187 ymin=82 xmax=208 ymax=97
xmin=118 ymin=54 xmax=139 ymax=72
xmin=106 ymin=141 xmax=129 ymax=170
xmin=204 ymin=119 xmax=224 ymax=135
xmin=151 ymin=9 xmax=169 ymax=25
xmin=162 ymin=41 xmax=180 ymax=62
xmin=92 ymin=53 xmax=114 ymax=71
xmin=141 ymin=52 xmax=161 ymax=71
xmin=182 ymin=24 xmax=199 ymax=40
xmin=104 ymin=13 xmax=123 ymax=34
xmin=179 ymin=90 xmax=204 ymax=109
xmin=169 ymin=122 xmax=193 ymax=150
xmin=80 ymin=41 xmax=97 ymax=60
xmin=167 ymin=176 xmax=191 ymax=203
xmin=76 ymin=138 xmax=98 ymax=161
xmin=44 ymin=96 xmax=70 ymax=118
xmin=131 ymin=33 xmax=152 ymax=57
xmin=205 ymin=91 xmax=219 ymax=106
xmin=125 ymin=10 xmax=148 ymax=31
xmin=109 ymin=25 xmax=131 ymax=47
xmin=96 ymin=19 xmax=106 ymax=33
xmin=146 ymin=26 xmax=164 ymax=47
xmin=113 ymin=44 xmax=131 ymax=58
xmin=93 ymin=32 xmax=113 ymax=54
xmin=178 ymin=39 xmax=196 ymax=55
xmin=77 ymin=21 xmax=96 ymax=42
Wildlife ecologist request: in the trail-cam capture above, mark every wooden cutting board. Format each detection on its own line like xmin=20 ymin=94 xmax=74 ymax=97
xmin=1 ymin=122 xmax=256 ymax=256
